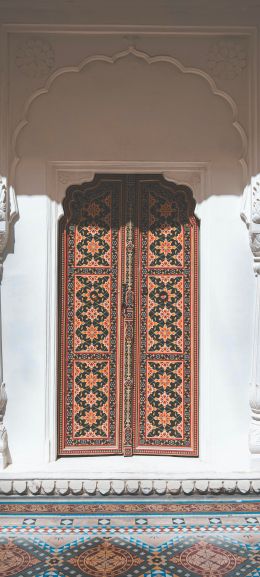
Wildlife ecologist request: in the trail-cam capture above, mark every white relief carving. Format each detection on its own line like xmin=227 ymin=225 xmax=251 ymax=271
xmin=250 ymin=232 xmax=260 ymax=255
xmin=0 ymin=177 xmax=19 ymax=469
xmin=56 ymin=171 xmax=95 ymax=201
xmin=242 ymin=177 xmax=260 ymax=269
xmin=57 ymin=172 xmax=70 ymax=185
xmin=0 ymin=383 xmax=10 ymax=470
xmin=11 ymin=45 xmax=248 ymax=187
xmin=0 ymin=185 xmax=7 ymax=223
xmin=0 ymin=383 xmax=7 ymax=423
xmin=122 ymin=34 xmax=140 ymax=44
xmin=241 ymin=175 xmax=260 ymax=454
xmin=163 ymin=170 xmax=204 ymax=203
xmin=48 ymin=161 xmax=209 ymax=204
xmin=58 ymin=170 xmax=94 ymax=186
xmin=16 ymin=38 xmax=55 ymax=78
xmin=190 ymin=173 xmax=201 ymax=187
xmin=252 ymin=179 xmax=260 ymax=224
xmin=0 ymin=477 xmax=258 ymax=496
xmin=208 ymin=40 xmax=247 ymax=80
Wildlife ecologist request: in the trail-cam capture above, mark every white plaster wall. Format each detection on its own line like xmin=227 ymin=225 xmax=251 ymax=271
xmin=1 ymin=27 xmax=257 ymax=476
xmin=3 ymin=194 xmax=254 ymax=475
xmin=3 ymin=196 xmax=47 ymax=467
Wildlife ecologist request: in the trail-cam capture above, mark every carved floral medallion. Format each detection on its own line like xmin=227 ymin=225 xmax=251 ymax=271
xmin=16 ymin=38 xmax=55 ymax=78
xmin=0 ymin=541 xmax=39 ymax=576
xmin=207 ymin=40 xmax=247 ymax=80
xmin=172 ymin=540 xmax=246 ymax=576
xmin=69 ymin=540 xmax=142 ymax=576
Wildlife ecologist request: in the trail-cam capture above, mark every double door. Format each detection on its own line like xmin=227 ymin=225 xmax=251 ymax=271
xmin=58 ymin=174 xmax=198 ymax=456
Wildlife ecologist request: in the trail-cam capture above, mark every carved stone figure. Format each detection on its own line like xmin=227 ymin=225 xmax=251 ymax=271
xmin=0 ymin=184 xmax=6 ymax=222
xmin=241 ymin=175 xmax=260 ymax=454
xmin=0 ymin=177 xmax=19 ymax=468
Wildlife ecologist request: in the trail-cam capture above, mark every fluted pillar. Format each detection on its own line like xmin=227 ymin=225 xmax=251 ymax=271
xmin=0 ymin=176 xmax=18 ymax=468
xmin=241 ymin=174 xmax=260 ymax=454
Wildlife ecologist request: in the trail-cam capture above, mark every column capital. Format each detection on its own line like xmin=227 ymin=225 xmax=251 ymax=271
xmin=0 ymin=175 xmax=19 ymax=263
xmin=241 ymin=174 xmax=260 ymax=274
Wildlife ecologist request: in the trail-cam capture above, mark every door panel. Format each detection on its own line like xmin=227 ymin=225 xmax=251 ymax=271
xmin=58 ymin=174 xmax=199 ymax=457
xmin=133 ymin=176 xmax=199 ymax=456
xmin=58 ymin=176 xmax=124 ymax=455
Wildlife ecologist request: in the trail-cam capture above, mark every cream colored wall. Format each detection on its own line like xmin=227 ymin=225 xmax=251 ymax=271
xmin=0 ymin=14 xmax=259 ymax=476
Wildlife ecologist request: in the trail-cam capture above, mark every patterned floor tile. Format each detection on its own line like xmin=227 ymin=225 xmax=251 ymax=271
xmin=0 ymin=500 xmax=260 ymax=576
xmin=28 ymin=533 xmax=90 ymax=553
xmin=60 ymin=519 xmax=73 ymax=527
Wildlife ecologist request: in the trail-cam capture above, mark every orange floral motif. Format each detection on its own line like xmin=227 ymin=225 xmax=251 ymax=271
xmin=160 ymin=307 xmax=172 ymax=322
xmin=85 ymin=308 xmax=99 ymax=321
xmin=85 ymin=326 xmax=99 ymax=341
xmin=75 ymin=193 xmax=111 ymax=268
xmin=73 ymin=360 xmax=109 ymax=439
xmin=160 ymin=410 xmax=174 ymax=427
xmin=147 ymin=276 xmax=183 ymax=354
xmin=171 ymin=541 xmax=246 ymax=577
xmin=87 ymin=223 xmax=100 ymax=235
xmin=69 ymin=540 xmax=142 ymax=577
xmin=158 ymin=325 xmax=172 ymax=342
xmin=86 ymin=239 xmax=103 ymax=255
xmin=146 ymin=360 xmax=183 ymax=440
xmin=86 ymin=410 xmax=98 ymax=426
xmin=160 ymin=374 xmax=172 ymax=390
xmin=74 ymin=275 xmax=111 ymax=353
xmin=85 ymin=201 xmax=101 ymax=218
xmin=159 ymin=392 xmax=172 ymax=406
xmin=0 ymin=541 xmax=39 ymax=577
xmin=158 ymin=238 xmax=175 ymax=255
xmin=86 ymin=392 xmax=97 ymax=405
xmin=148 ymin=192 xmax=183 ymax=268
xmin=158 ymin=200 xmax=175 ymax=217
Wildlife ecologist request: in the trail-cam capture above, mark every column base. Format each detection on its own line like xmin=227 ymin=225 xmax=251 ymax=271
xmin=0 ymin=426 xmax=11 ymax=470
xmin=249 ymin=422 xmax=260 ymax=455
xmin=250 ymin=455 xmax=260 ymax=472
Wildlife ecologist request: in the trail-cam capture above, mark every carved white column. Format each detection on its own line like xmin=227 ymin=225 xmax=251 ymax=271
xmin=0 ymin=176 xmax=18 ymax=468
xmin=241 ymin=174 xmax=260 ymax=454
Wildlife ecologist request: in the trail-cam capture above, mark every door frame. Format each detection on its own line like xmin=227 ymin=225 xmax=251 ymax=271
xmin=45 ymin=160 xmax=210 ymax=472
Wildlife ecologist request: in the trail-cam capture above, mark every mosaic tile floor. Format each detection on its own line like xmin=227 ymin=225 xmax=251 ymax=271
xmin=0 ymin=499 xmax=260 ymax=576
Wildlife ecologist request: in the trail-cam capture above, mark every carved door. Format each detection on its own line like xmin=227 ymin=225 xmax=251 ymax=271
xmin=58 ymin=174 xmax=199 ymax=457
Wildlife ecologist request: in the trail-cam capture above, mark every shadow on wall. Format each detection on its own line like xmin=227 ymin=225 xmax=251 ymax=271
xmin=13 ymin=48 xmax=245 ymax=202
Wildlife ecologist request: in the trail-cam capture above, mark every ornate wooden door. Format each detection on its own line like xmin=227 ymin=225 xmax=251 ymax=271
xmin=58 ymin=175 xmax=199 ymax=457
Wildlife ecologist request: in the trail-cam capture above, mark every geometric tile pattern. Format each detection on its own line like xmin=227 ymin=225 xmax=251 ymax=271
xmin=0 ymin=530 xmax=260 ymax=577
xmin=0 ymin=499 xmax=260 ymax=577
xmin=171 ymin=539 xmax=246 ymax=576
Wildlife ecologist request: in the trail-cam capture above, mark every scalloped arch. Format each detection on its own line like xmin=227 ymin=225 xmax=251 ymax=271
xmin=11 ymin=45 xmax=248 ymax=183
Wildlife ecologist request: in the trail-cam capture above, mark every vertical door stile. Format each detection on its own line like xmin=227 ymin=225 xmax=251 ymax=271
xmin=132 ymin=175 xmax=199 ymax=456
xmin=122 ymin=176 xmax=136 ymax=456
xmin=133 ymin=178 xmax=141 ymax=457
xmin=58 ymin=176 xmax=125 ymax=455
